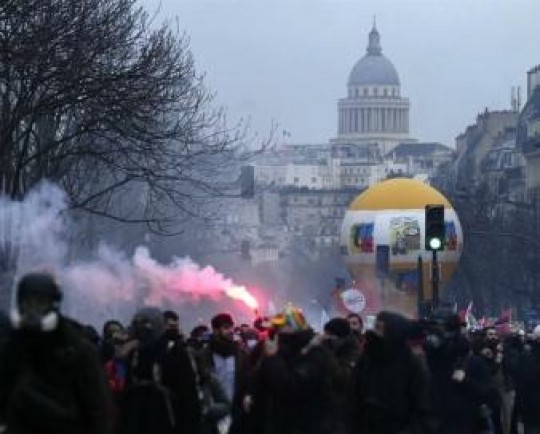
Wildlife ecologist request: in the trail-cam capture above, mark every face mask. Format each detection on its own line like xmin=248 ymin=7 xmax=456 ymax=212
xmin=10 ymin=308 xmax=59 ymax=333
xmin=113 ymin=336 xmax=127 ymax=345
xmin=165 ymin=329 xmax=179 ymax=340
xmin=246 ymin=339 xmax=258 ymax=349
xmin=139 ymin=329 xmax=156 ymax=344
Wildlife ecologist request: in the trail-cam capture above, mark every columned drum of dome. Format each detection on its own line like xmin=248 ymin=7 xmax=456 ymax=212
xmin=340 ymin=179 xmax=463 ymax=317
xmin=332 ymin=23 xmax=411 ymax=154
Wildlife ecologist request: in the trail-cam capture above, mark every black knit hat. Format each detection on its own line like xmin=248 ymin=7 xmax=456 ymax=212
xmin=324 ymin=318 xmax=351 ymax=339
xmin=17 ymin=273 xmax=62 ymax=306
xmin=211 ymin=313 xmax=234 ymax=330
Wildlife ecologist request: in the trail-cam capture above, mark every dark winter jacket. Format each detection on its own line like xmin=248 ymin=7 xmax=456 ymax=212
xmin=119 ymin=334 xmax=201 ymax=434
xmin=503 ymin=335 xmax=524 ymax=392
xmin=325 ymin=335 xmax=361 ymax=434
xmin=198 ymin=336 xmax=251 ymax=434
xmin=353 ymin=312 xmax=436 ymax=434
xmin=0 ymin=317 xmax=113 ymax=434
xmin=514 ymin=343 xmax=540 ymax=425
xmin=249 ymin=329 xmax=334 ymax=434
xmin=427 ymin=334 xmax=495 ymax=434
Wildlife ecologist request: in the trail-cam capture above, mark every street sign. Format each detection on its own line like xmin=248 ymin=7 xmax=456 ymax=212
xmin=341 ymin=288 xmax=366 ymax=314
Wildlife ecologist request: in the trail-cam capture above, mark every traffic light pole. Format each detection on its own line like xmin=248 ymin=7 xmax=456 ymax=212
xmin=417 ymin=256 xmax=424 ymax=318
xmin=432 ymin=250 xmax=439 ymax=308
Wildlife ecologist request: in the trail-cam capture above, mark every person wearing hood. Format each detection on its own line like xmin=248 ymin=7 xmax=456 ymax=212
xmin=197 ymin=313 xmax=250 ymax=434
xmin=323 ymin=318 xmax=361 ymax=434
xmin=425 ymin=313 xmax=493 ymax=434
xmin=513 ymin=325 xmax=540 ymax=434
xmin=248 ymin=305 xmax=334 ymax=434
xmin=352 ymin=311 xmax=436 ymax=434
xmin=119 ymin=307 xmax=201 ymax=434
xmin=0 ymin=272 xmax=113 ymax=434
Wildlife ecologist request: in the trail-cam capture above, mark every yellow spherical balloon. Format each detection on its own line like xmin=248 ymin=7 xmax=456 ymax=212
xmin=340 ymin=178 xmax=463 ymax=317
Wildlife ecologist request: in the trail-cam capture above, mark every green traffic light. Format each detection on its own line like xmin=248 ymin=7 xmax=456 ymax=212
xmin=429 ymin=237 xmax=442 ymax=250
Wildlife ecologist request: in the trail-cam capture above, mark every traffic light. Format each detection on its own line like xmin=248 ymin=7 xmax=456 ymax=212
xmin=425 ymin=205 xmax=445 ymax=251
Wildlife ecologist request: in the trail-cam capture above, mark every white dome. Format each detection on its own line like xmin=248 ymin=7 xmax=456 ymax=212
xmin=348 ymin=54 xmax=400 ymax=86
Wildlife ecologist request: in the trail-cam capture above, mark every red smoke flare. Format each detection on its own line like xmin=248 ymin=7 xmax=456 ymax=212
xmin=225 ymin=285 xmax=259 ymax=310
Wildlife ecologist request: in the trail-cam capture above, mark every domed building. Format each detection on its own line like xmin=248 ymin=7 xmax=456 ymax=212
xmin=332 ymin=23 xmax=412 ymax=154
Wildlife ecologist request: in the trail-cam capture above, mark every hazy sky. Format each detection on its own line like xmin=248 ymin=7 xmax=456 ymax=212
xmin=143 ymin=0 xmax=540 ymax=147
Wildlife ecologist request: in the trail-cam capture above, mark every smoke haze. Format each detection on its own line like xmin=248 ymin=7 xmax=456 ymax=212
xmin=0 ymin=183 xmax=258 ymax=327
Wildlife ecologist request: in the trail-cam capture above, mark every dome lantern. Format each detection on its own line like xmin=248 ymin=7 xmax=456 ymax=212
xmin=367 ymin=21 xmax=382 ymax=55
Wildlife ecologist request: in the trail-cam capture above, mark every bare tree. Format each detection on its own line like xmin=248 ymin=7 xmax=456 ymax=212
xmin=0 ymin=0 xmax=265 ymax=234
xmin=444 ymin=182 xmax=539 ymax=316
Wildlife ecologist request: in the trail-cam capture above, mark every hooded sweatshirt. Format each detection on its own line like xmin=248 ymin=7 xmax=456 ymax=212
xmin=353 ymin=311 xmax=436 ymax=434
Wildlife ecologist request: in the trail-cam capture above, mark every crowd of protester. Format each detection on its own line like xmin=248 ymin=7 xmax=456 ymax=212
xmin=1 ymin=272 xmax=540 ymax=434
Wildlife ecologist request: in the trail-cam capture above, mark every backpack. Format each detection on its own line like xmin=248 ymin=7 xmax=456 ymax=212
xmin=120 ymin=350 xmax=177 ymax=434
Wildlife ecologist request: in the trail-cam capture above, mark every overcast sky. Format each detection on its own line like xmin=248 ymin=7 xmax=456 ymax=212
xmin=142 ymin=0 xmax=540 ymax=148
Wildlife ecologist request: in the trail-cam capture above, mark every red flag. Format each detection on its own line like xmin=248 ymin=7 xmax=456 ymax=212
xmin=495 ymin=309 xmax=511 ymax=325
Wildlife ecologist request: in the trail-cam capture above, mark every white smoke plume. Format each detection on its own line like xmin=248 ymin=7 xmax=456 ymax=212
xmin=0 ymin=182 xmax=258 ymax=327
xmin=0 ymin=182 xmax=68 ymax=280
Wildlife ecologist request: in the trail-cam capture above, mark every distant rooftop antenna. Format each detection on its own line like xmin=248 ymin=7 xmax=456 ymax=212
xmin=511 ymin=86 xmax=523 ymax=112
xmin=511 ymin=87 xmax=517 ymax=112
xmin=373 ymin=15 xmax=377 ymax=28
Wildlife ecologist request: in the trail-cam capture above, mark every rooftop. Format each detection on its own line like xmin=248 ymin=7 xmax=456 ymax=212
xmin=386 ymin=142 xmax=454 ymax=158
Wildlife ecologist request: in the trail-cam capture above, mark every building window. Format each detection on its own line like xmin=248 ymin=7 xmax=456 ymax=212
xmin=374 ymin=87 xmax=378 ymax=96
xmin=383 ymin=88 xmax=388 ymax=97
xmin=294 ymin=177 xmax=299 ymax=183
xmin=355 ymin=89 xmax=359 ymax=97
xmin=393 ymin=88 xmax=397 ymax=96
xmin=311 ymin=177 xmax=317 ymax=183
xmin=363 ymin=88 xmax=368 ymax=96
